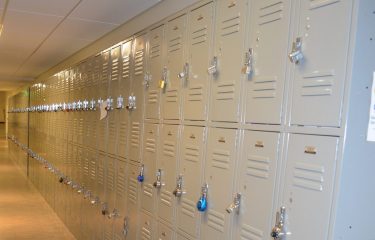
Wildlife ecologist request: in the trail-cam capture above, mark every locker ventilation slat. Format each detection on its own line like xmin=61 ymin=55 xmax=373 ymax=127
xmin=188 ymin=85 xmax=204 ymax=102
xmin=168 ymin=36 xmax=182 ymax=53
xmin=191 ymin=27 xmax=208 ymax=45
xmin=141 ymin=227 xmax=151 ymax=240
xmin=143 ymin=184 xmax=153 ymax=198
xmin=116 ymin=164 xmax=126 ymax=198
xmin=240 ymin=223 xmax=264 ymax=240
xmin=161 ymin=190 xmax=173 ymax=207
xmin=184 ymin=145 xmax=200 ymax=163
xmin=207 ymin=210 xmax=225 ymax=232
xmin=128 ymin=178 xmax=137 ymax=204
xmin=148 ymin=90 xmax=158 ymax=104
xmin=122 ymin=56 xmax=130 ymax=79
xmin=145 ymin=138 xmax=156 ymax=152
xmin=134 ymin=50 xmax=144 ymax=76
xmin=166 ymin=89 xmax=178 ymax=103
xmin=163 ymin=141 xmax=176 ymax=157
xmin=150 ymin=44 xmax=161 ymax=59
xmin=181 ymin=198 xmax=196 ymax=218
xmin=310 ymin=0 xmax=340 ymax=10
xmin=216 ymin=83 xmax=235 ymax=100
xmin=247 ymin=154 xmax=271 ymax=179
xmin=131 ymin=122 xmax=140 ymax=148
xmin=221 ymin=15 xmax=240 ymax=37
xmin=212 ymin=149 xmax=230 ymax=169
xmin=258 ymin=1 xmax=283 ymax=25
xmin=301 ymin=71 xmax=335 ymax=97
xmin=293 ymin=162 xmax=325 ymax=192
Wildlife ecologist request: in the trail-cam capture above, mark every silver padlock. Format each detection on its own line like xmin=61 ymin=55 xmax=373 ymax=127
xmin=289 ymin=37 xmax=304 ymax=64
xmin=153 ymin=169 xmax=164 ymax=189
xmin=226 ymin=193 xmax=241 ymax=214
xmin=173 ymin=174 xmax=186 ymax=198
xmin=207 ymin=56 xmax=218 ymax=76
xmin=271 ymin=206 xmax=291 ymax=239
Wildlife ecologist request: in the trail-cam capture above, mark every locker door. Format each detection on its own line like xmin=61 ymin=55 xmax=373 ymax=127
xmin=210 ymin=0 xmax=248 ymax=123
xmin=117 ymin=40 xmax=132 ymax=159
xmin=157 ymin=124 xmax=179 ymax=225
xmin=139 ymin=212 xmax=154 ymax=240
xmin=177 ymin=126 xmax=206 ymax=238
xmin=244 ymin=0 xmax=291 ymax=124
xmin=126 ymin=163 xmax=140 ymax=240
xmin=113 ymin=160 xmax=128 ymax=240
xmin=96 ymin=152 xmax=107 ymax=239
xmin=98 ymin=51 xmax=110 ymax=152
xmin=108 ymin=46 xmax=121 ymax=155
xmin=184 ymin=2 xmax=213 ymax=121
xmin=201 ymin=127 xmax=239 ymax=239
xmin=163 ymin=14 xmax=187 ymax=120
xmin=104 ymin=157 xmax=117 ymax=240
xmin=157 ymin=222 xmax=174 ymax=240
xmin=141 ymin=123 xmax=159 ymax=214
xmin=235 ymin=131 xmax=280 ymax=240
xmin=290 ymin=0 xmax=353 ymax=127
xmin=280 ymin=134 xmax=338 ymax=240
xmin=145 ymin=25 xmax=164 ymax=120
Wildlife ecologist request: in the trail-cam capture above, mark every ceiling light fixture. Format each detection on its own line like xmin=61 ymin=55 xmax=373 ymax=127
xmin=0 ymin=0 xmax=10 ymax=36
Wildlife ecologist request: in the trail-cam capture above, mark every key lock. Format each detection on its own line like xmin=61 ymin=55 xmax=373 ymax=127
xmin=116 ymin=95 xmax=124 ymax=109
xmin=271 ymin=206 xmax=291 ymax=239
xmin=226 ymin=193 xmax=241 ymax=214
xmin=197 ymin=183 xmax=208 ymax=212
xmin=137 ymin=164 xmax=145 ymax=183
xmin=153 ymin=169 xmax=164 ymax=189
xmin=289 ymin=37 xmax=304 ymax=64
xmin=144 ymin=72 xmax=152 ymax=88
xmin=72 ymin=101 xmax=77 ymax=111
xmin=108 ymin=208 xmax=120 ymax=220
xmin=173 ymin=174 xmax=186 ymax=198
xmin=77 ymin=100 xmax=83 ymax=111
xmin=207 ymin=56 xmax=218 ymax=77
xmin=126 ymin=95 xmax=136 ymax=111
xmin=242 ymin=48 xmax=254 ymax=77
xmin=82 ymin=99 xmax=89 ymax=111
xmin=89 ymin=99 xmax=96 ymax=111
xmin=105 ymin=97 xmax=114 ymax=111
xmin=177 ymin=63 xmax=189 ymax=86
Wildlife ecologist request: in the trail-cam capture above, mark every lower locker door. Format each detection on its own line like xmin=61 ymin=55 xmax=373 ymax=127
xmin=139 ymin=212 xmax=154 ymax=240
xmin=177 ymin=126 xmax=206 ymax=238
xmin=127 ymin=163 xmax=140 ymax=240
xmin=157 ymin=222 xmax=174 ymax=240
xmin=141 ymin=123 xmax=159 ymax=214
xmin=281 ymin=134 xmax=338 ymax=240
xmin=235 ymin=131 xmax=280 ymax=240
xmin=104 ymin=157 xmax=117 ymax=240
xmin=114 ymin=160 xmax=128 ymax=240
xmin=157 ymin=125 xmax=179 ymax=225
xmin=201 ymin=127 xmax=239 ymax=240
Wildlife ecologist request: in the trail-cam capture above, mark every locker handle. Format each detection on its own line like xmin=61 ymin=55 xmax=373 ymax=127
xmin=255 ymin=141 xmax=264 ymax=148
xmin=197 ymin=15 xmax=204 ymax=21
xmin=168 ymin=131 xmax=173 ymax=136
xmin=218 ymin=137 xmax=226 ymax=143
xmin=304 ymin=146 xmax=317 ymax=155
xmin=173 ymin=26 xmax=178 ymax=30
xmin=228 ymin=1 xmax=236 ymax=8
xmin=226 ymin=193 xmax=241 ymax=214
xmin=190 ymin=134 xmax=196 ymax=139
xmin=289 ymin=37 xmax=304 ymax=64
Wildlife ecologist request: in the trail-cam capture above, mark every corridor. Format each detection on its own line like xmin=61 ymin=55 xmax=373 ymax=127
xmin=0 ymin=123 xmax=75 ymax=240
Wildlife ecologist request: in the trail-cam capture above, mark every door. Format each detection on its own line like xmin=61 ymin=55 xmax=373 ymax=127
xmin=145 ymin=25 xmax=164 ymax=120
xmin=280 ymin=134 xmax=338 ymax=240
xmin=104 ymin=156 xmax=117 ymax=240
xmin=234 ymin=130 xmax=280 ymax=240
xmin=177 ymin=126 xmax=206 ymax=238
xmin=113 ymin=159 xmax=128 ymax=240
xmin=127 ymin=163 xmax=140 ymax=240
xmin=141 ymin=123 xmax=159 ymax=214
xmin=163 ymin=14 xmax=187 ymax=120
xmin=201 ymin=127 xmax=239 ymax=239
xmin=210 ymin=0 xmax=249 ymax=123
xmin=184 ymin=2 xmax=213 ymax=121
xmin=245 ymin=0 xmax=292 ymax=125
xmin=290 ymin=0 xmax=353 ymax=127
xmin=157 ymin=124 xmax=179 ymax=225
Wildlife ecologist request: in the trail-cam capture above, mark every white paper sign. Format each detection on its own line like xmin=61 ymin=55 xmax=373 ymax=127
xmin=100 ymin=101 xmax=108 ymax=120
xmin=366 ymin=72 xmax=375 ymax=142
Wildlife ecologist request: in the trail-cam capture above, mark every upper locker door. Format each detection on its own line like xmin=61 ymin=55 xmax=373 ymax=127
xmin=201 ymin=127 xmax=239 ymax=239
xmin=289 ymin=0 xmax=353 ymax=127
xmin=183 ymin=3 xmax=214 ymax=121
xmin=145 ymin=25 xmax=164 ymax=120
xmin=108 ymin=46 xmax=121 ymax=156
xmin=163 ymin=14 xmax=187 ymax=120
xmin=129 ymin=33 xmax=147 ymax=162
xmin=244 ymin=0 xmax=292 ymax=124
xmin=117 ymin=39 xmax=132 ymax=159
xmin=157 ymin=124 xmax=179 ymax=225
xmin=141 ymin=123 xmax=159 ymax=214
xmin=234 ymin=131 xmax=280 ymax=240
xmin=210 ymin=0 xmax=248 ymax=123
xmin=280 ymin=134 xmax=338 ymax=240
xmin=113 ymin=159 xmax=128 ymax=240
xmin=177 ymin=126 xmax=206 ymax=238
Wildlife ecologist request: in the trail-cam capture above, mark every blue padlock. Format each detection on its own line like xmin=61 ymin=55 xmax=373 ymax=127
xmin=137 ymin=164 xmax=145 ymax=183
xmin=197 ymin=183 xmax=208 ymax=212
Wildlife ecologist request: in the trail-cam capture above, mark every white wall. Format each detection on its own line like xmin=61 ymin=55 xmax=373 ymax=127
xmin=0 ymin=91 xmax=6 ymax=122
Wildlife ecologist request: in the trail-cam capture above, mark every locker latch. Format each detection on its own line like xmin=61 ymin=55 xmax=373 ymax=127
xmin=173 ymin=174 xmax=186 ymax=198
xmin=101 ymin=203 xmax=109 ymax=216
xmin=77 ymin=100 xmax=83 ymax=111
xmin=226 ymin=193 xmax=241 ymax=214
xmin=126 ymin=95 xmax=136 ymax=110
xmin=242 ymin=48 xmax=253 ymax=77
xmin=108 ymin=208 xmax=120 ymax=219
xmin=122 ymin=217 xmax=129 ymax=236
xmin=289 ymin=37 xmax=304 ymax=64
xmin=90 ymin=196 xmax=100 ymax=206
xmin=159 ymin=67 xmax=168 ymax=90
xmin=137 ymin=164 xmax=145 ymax=183
xmin=116 ymin=95 xmax=124 ymax=109
xmin=89 ymin=99 xmax=96 ymax=111
xmin=178 ymin=63 xmax=189 ymax=85
xmin=153 ymin=169 xmax=164 ymax=189
xmin=105 ymin=97 xmax=114 ymax=111
xmin=84 ymin=190 xmax=91 ymax=200
xmin=197 ymin=183 xmax=208 ymax=212
xmin=207 ymin=56 xmax=218 ymax=76
xmin=83 ymin=99 xmax=89 ymax=111
xmin=271 ymin=206 xmax=291 ymax=239
xmin=62 ymin=103 xmax=67 ymax=112
xmin=144 ymin=72 xmax=152 ymax=88
xmin=72 ymin=101 xmax=77 ymax=111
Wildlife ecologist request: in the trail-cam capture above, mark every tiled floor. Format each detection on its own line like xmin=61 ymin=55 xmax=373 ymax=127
xmin=0 ymin=123 xmax=76 ymax=240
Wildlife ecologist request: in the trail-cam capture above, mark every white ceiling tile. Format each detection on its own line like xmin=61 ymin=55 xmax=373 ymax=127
xmin=7 ymin=0 xmax=80 ymax=17
xmin=70 ymin=0 xmax=161 ymax=24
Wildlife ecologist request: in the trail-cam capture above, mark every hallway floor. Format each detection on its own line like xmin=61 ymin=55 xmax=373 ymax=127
xmin=0 ymin=123 xmax=76 ymax=240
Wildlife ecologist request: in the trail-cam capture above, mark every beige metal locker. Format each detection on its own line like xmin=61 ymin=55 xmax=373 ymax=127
xmin=113 ymin=159 xmax=128 ymax=240
xmin=127 ymin=163 xmax=140 ymax=240
xmin=104 ymin=156 xmax=117 ymax=240
xmin=279 ymin=134 xmax=339 ymax=240
xmin=244 ymin=0 xmax=291 ymax=125
xmin=157 ymin=222 xmax=175 ymax=240
xmin=163 ymin=14 xmax=187 ymax=120
xmin=235 ymin=130 xmax=280 ymax=240
xmin=139 ymin=212 xmax=154 ymax=240
xmin=210 ymin=0 xmax=248 ymax=123
xmin=145 ymin=25 xmax=164 ymax=120
xmin=183 ymin=2 xmax=213 ymax=121
xmin=201 ymin=127 xmax=239 ymax=239
xmin=177 ymin=126 xmax=206 ymax=238
xmin=157 ymin=124 xmax=180 ymax=225
xmin=289 ymin=0 xmax=353 ymax=127
xmin=141 ymin=123 xmax=159 ymax=214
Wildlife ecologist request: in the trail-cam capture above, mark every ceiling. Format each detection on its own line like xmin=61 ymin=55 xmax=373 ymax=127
xmin=0 ymin=0 xmax=161 ymax=91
